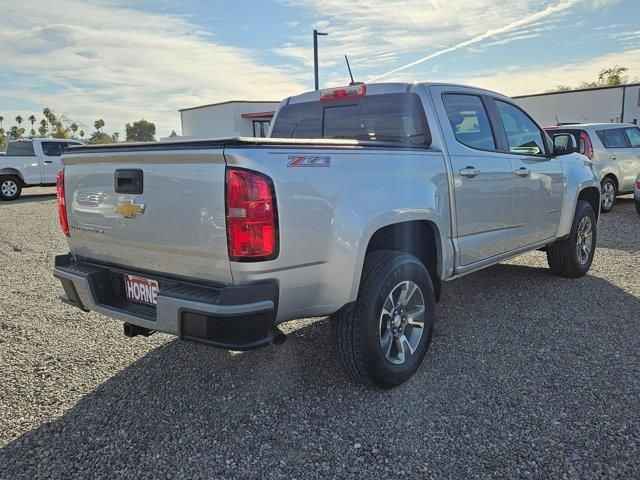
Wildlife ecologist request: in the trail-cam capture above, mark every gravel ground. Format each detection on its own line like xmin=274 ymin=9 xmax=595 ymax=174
xmin=0 ymin=187 xmax=639 ymax=479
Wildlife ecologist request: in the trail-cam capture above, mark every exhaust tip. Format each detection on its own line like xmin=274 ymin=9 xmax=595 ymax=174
xmin=271 ymin=327 xmax=287 ymax=345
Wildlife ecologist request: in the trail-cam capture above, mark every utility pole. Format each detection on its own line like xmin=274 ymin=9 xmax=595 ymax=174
xmin=313 ymin=29 xmax=328 ymax=90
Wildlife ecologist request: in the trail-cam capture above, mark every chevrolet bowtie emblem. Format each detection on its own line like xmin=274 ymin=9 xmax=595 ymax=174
xmin=115 ymin=199 xmax=146 ymax=219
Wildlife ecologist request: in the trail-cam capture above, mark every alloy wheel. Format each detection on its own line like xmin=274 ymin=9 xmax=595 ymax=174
xmin=378 ymin=280 xmax=426 ymax=365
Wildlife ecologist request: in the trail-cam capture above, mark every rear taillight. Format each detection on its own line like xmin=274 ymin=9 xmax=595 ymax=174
xmin=636 ymin=181 xmax=640 ymax=190
xmin=320 ymin=84 xmax=366 ymax=101
xmin=580 ymin=131 xmax=593 ymax=159
xmin=225 ymin=168 xmax=277 ymax=261
xmin=56 ymin=168 xmax=70 ymax=237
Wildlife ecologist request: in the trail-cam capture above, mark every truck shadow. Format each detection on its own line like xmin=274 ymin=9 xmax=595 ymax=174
xmin=1 ymin=262 xmax=639 ymax=478
xmin=596 ymin=197 xmax=639 ymax=252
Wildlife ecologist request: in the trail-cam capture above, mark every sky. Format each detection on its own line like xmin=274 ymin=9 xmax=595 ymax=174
xmin=0 ymin=0 xmax=639 ymax=138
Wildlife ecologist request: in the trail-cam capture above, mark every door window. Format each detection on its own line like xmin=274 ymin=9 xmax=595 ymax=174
xmin=41 ymin=142 xmax=64 ymax=156
xmin=624 ymin=127 xmax=640 ymax=147
xmin=596 ymin=128 xmax=627 ymax=148
xmin=442 ymin=94 xmax=496 ymax=151
xmin=495 ymin=100 xmax=546 ymax=156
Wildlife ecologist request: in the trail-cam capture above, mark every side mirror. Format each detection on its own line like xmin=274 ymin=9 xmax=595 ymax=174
xmin=552 ymin=133 xmax=577 ymax=156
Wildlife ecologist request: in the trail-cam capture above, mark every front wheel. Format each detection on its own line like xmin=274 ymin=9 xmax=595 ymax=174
xmin=546 ymin=200 xmax=597 ymax=278
xmin=600 ymin=177 xmax=616 ymax=213
xmin=0 ymin=176 xmax=22 ymax=201
xmin=331 ymin=251 xmax=435 ymax=388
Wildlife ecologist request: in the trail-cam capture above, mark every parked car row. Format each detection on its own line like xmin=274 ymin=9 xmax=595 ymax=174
xmin=0 ymin=138 xmax=82 ymax=200
xmin=545 ymin=123 xmax=640 ymax=213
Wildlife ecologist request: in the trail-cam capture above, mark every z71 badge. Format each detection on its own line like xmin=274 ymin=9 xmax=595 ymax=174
xmin=287 ymin=155 xmax=331 ymax=167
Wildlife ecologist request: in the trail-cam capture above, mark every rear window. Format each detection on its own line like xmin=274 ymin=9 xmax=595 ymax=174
xmin=6 ymin=141 xmax=35 ymax=156
xmin=271 ymin=93 xmax=430 ymax=146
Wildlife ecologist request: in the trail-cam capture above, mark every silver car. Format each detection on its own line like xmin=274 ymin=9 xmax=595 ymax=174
xmin=545 ymin=123 xmax=640 ymax=212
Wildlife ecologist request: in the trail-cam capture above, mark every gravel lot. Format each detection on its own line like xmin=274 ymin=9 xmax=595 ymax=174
xmin=0 ymin=187 xmax=639 ymax=479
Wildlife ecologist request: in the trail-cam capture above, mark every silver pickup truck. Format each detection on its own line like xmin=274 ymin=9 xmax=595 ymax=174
xmin=53 ymin=82 xmax=600 ymax=388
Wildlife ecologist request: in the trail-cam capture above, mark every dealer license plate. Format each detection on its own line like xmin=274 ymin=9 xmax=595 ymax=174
xmin=123 ymin=275 xmax=159 ymax=307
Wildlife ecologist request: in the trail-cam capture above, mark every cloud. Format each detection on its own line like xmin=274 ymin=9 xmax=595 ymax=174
xmin=368 ymin=0 xmax=587 ymax=81
xmin=0 ymin=1 xmax=306 ymax=137
xmin=453 ymin=48 xmax=640 ymax=96
xmin=277 ymin=0 xmax=621 ymax=84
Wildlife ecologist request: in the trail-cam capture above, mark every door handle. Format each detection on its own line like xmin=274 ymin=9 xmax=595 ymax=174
xmin=43 ymin=160 xmax=53 ymax=164
xmin=609 ymin=155 xmax=617 ymax=161
xmin=459 ymin=166 xmax=479 ymax=178
xmin=514 ymin=167 xmax=531 ymax=177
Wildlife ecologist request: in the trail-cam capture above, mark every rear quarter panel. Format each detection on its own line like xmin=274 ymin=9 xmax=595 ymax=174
xmin=225 ymin=147 xmax=452 ymax=322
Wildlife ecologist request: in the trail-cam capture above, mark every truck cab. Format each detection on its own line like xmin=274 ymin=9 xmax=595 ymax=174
xmin=0 ymin=138 xmax=83 ymax=200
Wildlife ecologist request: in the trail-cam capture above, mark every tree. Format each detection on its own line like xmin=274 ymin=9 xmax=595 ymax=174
xmin=9 ymin=126 xmax=25 ymax=139
xmin=0 ymin=115 xmax=4 ymax=130
xmin=70 ymin=123 xmax=79 ymax=138
xmin=87 ymin=131 xmax=117 ymax=145
xmin=94 ymin=118 xmax=105 ymax=132
xmin=548 ymin=65 xmax=636 ymax=93
xmin=169 ymin=130 xmax=178 ymax=137
xmin=38 ymin=119 xmax=48 ymax=137
xmin=15 ymin=115 xmax=23 ymax=129
xmin=28 ymin=115 xmax=36 ymax=130
xmin=79 ymin=130 xmax=85 ymax=139
xmin=125 ymin=119 xmax=156 ymax=142
xmin=51 ymin=122 xmax=71 ymax=139
xmin=112 ymin=132 xmax=120 ymax=142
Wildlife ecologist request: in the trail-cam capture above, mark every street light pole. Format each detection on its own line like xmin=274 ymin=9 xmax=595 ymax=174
xmin=313 ymin=29 xmax=328 ymax=90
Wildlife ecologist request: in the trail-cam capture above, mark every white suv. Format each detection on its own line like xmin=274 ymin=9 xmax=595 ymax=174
xmin=545 ymin=123 xmax=640 ymax=212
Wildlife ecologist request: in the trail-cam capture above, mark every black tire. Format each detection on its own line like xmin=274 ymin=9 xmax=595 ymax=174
xmin=0 ymin=176 xmax=22 ymax=201
xmin=546 ymin=200 xmax=597 ymax=278
xmin=600 ymin=177 xmax=616 ymax=213
xmin=636 ymin=198 xmax=640 ymax=216
xmin=331 ymin=251 xmax=435 ymax=388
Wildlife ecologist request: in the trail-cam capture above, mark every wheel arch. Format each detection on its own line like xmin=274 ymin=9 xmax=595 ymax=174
xmin=578 ymin=186 xmax=601 ymax=221
xmin=602 ymin=173 xmax=618 ymax=191
xmin=0 ymin=168 xmax=26 ymax=185
xmin=361 ymin=220 xmax=443 ymax=302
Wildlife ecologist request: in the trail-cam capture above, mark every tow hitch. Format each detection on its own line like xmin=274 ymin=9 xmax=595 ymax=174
xmin=123 ymin=323 xmax=155 ymax=338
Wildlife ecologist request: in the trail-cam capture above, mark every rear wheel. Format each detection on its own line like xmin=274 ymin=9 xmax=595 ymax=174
xmin=546 ymin=200 xmax=596 ymax=278
xmin=331 ymin=251 xmax=435 ymax=388
xmin=0 ymin=176 xmax=21 ymax=201
xmin=600 ymin=177 xmax=616 ymax=213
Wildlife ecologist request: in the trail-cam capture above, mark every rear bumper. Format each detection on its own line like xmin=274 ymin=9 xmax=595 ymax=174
xmin=53 ymin=253 xmax=279 ymax=350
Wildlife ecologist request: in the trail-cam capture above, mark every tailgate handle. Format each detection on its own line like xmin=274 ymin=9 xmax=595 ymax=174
xmin=114 ymin=169 xmax=143 ymax=194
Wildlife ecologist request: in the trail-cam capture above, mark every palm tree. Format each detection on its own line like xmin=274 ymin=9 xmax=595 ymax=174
xmin=94 ymin=119 xmax=105 ymax=132
xmin=28 ymin=114 xmax=36 ymax=129
xmin=15 ymin=115 xmax=23 ymax=129
xmin=38 ymin=118 xmax=48 ymax=137
xmin=0 ymin=115 xmax=4 ymax=130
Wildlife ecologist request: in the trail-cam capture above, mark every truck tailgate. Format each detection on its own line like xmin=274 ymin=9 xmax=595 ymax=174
xmin=63 ymin=148 xmax=232 ymax=284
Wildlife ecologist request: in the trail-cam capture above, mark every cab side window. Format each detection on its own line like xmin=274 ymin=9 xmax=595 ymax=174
xmin=42 ymin=142 xmax=64 ymax=157
xmin=495 ymin=100 xmax=546 ymax=156
xmin=442 ymin=94 xmax=496 ymax=151
xmin=624 ymin=127 xmax=640 ymax=148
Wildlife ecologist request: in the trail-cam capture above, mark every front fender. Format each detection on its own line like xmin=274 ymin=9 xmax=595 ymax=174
xmin=557 ymin=156 xmax=601 ymax=238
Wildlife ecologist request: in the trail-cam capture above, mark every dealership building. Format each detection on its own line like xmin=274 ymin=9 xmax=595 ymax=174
xmin=513 ymin=83 xmax=640 ymax=126
xmin=178 ymin=100 xmax=280 ymax=139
